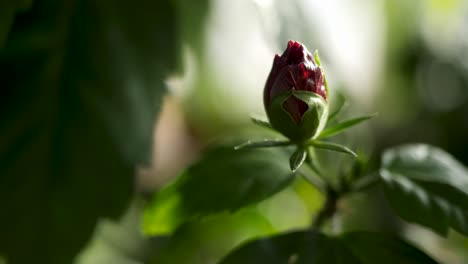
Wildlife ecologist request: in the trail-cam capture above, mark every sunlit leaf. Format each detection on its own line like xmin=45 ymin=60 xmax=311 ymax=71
xmin=143 ymin=147 xmax=294 ymax=236
xmin=148 ymin=209 xmax=274 ymax=264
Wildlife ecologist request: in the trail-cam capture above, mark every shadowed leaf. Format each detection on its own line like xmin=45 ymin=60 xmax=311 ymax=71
xmin=219 ymin=231 xmax=438 ymax=264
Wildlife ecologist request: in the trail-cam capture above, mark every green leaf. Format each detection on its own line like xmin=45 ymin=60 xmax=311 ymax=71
xmin=380 ymin=144 xmax=468 ymax=237
xmin=148 ymin=180 xmax=322 ymax=264
xmin=143 ymin=147 xmax=295 ymax=236
xmin=291 ymin=90 xmax=329 ymax=139
xmin=219 ymin=231 xmax=438 ymax=264
xmin=309 ymin=141 xmax=357 ymax=158
xmin=289 ymin=148 xmax=307 ymax=173
xmin=234 ymin=140 xmax=291 ymax=150
xmin=0 ymin=1 xmax=182 ymax=263
xmin=318 ymin=114 xmax=377 ymax=139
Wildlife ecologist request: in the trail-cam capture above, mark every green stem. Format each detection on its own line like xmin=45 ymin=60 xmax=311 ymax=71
xmin=350 ymin=172 xmax=381 ymax=193
xmin=311 ymin=185 xmax=338 ymax=230
xmin=304 ymin=147 xmax=339 ymax=230
xmin=300 ymin=147 xmax=327 ymax=193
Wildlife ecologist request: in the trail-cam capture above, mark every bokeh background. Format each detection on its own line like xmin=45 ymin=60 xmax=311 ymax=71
xmin=2 ymin=0 xmax=468 ymax=263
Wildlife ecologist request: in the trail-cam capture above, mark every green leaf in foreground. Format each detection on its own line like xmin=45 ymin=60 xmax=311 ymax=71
xmin=0 ymin=1 xmax=180 ymax=263
xmin=219 ymin=231 xmax=438 ymax=264
xmin=309 ymin=141 xmax=357 ymax=158
xmin=380 ymin=144 xmax=468 ymax=237
xmin=318 ymin=114 xmax=377 ymax=139
xmin=143 ymin=147 xmax=294 ymax=236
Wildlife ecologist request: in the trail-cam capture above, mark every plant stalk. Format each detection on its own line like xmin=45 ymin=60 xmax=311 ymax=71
xmin=311 ymin=185 xmax=338 ymax=230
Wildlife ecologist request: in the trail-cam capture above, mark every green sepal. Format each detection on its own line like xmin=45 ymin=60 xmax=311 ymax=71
xmin=318 ymin=113 xmax=377 ymax=139
xmin=293 ymin=91 xmax=329 ymax=139
xmin=250 ymin=116 xmax=275 ymax=131
xmin=266 ymin=91 xmax=328 ymax=143
xmin=234 ymin=140 xmax=292 ymax=150
xmin=308 ymin=140 xmax=357 ymax=158
xmin=289 ymin=147 xmax=307 ymax=172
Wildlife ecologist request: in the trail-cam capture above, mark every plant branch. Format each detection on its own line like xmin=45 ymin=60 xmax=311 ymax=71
xmin=311 ymin=185 xmax=338 ymax=230
xmin=350 ymin=172 xmax=381 ymax=193
xmin=299 ymin=147 xmax=327 ymax=193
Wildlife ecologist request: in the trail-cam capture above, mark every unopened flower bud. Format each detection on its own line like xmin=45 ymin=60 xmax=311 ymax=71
xmin=264 ymin=40 xmax=328 ymax=142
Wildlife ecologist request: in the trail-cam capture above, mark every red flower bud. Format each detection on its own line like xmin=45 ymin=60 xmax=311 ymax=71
xmin=264 ymin=41 xmax=328 ymax=142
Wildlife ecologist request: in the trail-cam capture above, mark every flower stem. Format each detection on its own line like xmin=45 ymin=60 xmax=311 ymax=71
xmin=311 ymin=185 xmax=338 ymax=230
xmin=350 ymin=172 xmax=381 ymax=192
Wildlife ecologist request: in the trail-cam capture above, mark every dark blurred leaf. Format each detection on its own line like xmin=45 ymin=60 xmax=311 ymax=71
xmin=219 ymin=231 xmax=438 ymax=264
xmin=0 ymin=0 xmax=33 ymax=47
xmin=143 ymin=147 xmax=294 ymax=236
xmin=147 ymin=178 xmax=322 ymax=264
xmin=0 ymin=0 xmax=181 ymax=263
xmin=380 ymin=144 xmax=468 ymax=236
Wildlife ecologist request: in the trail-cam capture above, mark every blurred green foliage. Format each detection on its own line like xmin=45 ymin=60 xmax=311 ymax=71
xmin=0 ymin=0 xmax=205 ymax=262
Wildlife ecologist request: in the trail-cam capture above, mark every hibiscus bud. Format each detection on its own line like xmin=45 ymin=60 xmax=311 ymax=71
xmin=264 ymin=40 xmax=329 ymax=142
